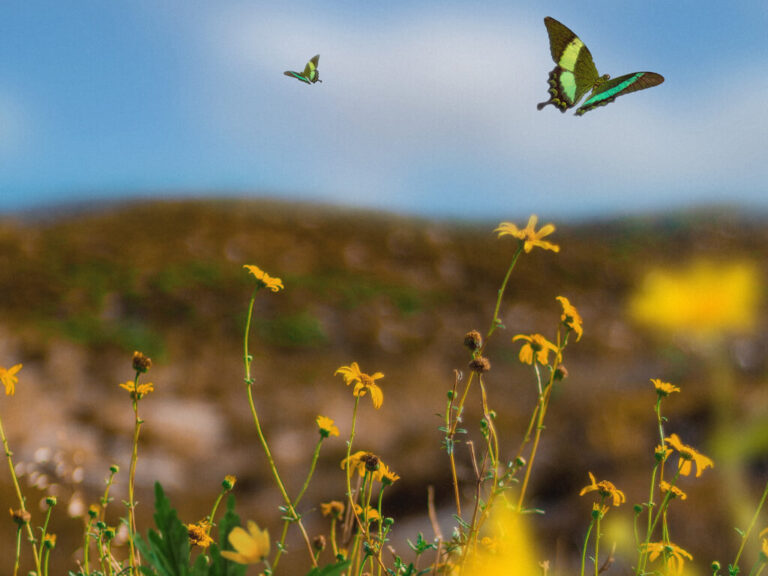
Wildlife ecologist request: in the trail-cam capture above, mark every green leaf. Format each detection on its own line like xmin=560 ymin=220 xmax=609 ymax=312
xmin=134 ymin=483 xmax=192 ymax=576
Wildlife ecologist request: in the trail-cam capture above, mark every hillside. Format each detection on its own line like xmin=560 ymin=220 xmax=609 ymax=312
xmin=0 ymin=199 xmax=766 ymax=573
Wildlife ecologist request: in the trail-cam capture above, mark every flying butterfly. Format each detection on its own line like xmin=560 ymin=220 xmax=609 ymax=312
xmin=537 ymin=17 xmax=663 ymax=116
xmin=284 ymin=54 xmax=322 ymax=85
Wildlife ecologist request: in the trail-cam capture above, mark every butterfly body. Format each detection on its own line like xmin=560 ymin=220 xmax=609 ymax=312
xmin=284 ymin=54 xmax=322 ymax=84
xmin=537 ymin=17 xmax=663 ymax=115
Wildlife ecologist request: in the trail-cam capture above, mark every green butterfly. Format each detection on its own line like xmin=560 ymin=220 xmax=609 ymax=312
xmin=537 ymin=17 xmax=663 ymax=116
xmin=284 ymin=54 xmax=322 ymax=85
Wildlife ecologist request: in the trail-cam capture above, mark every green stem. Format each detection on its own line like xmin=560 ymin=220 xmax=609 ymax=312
xmin=242 ymin=290 xmax=317 ymax=568
xmin=0 ymin=412 xmax=42 ymax=575
xmin=733 ymin=478 xmax=768 ymax=569
xmin=580 ymin=519 xmax=595 ymax=576
xmin=127 ymin=389 xmax=142 ymax=576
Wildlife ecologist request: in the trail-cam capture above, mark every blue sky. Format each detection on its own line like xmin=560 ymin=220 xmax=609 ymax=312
xmin=1 ymin=1 xmax=767 ymax=221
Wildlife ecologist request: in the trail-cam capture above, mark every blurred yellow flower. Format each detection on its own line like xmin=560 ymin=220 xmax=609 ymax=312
xmin=340 ymin=451 xmax=395 ymax=484
xmin=221 ymin=520 xmax=270 ymax=564
xmin=495 ymin=215 xmax=560 ymax=254
xmin=660 ymin=481 xmax=687 ymax=501
xmin=643 ymin=541 xmax=693 ymax=575
xmin=0 ymin=363 xmax=21 ymax=396
xmin=464 ymin=503 xmax=539 ymax=576
xmin=665 ymin=433 xmax=714 ymax=478
xmin=628 ymin=260 xmax=761 ymax=341
xmin=353 ymin=504 xmax=380 ymax=523
xmin=316 ymin=415 xmax=340 ymax=437
xmin=512 ymin=334 xmax=559 ymax=366
xmin=556 ymin=296 xmax=583 ymax=341
xmin=320 ymin=500 xmax=345 ymax=519
xmin=335 ymin=362 xmax=384 ymax=409
xmin=243 ymin=264 xmax=284 ymax=292
xmin=579 ymin=472 xmax=625 ymax=508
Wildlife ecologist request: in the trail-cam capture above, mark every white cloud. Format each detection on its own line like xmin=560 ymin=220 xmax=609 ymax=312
xmin=189 ymin=4 xmax=768 ymax=216
xmin=0 ymin=91 xmax=31 ymax=162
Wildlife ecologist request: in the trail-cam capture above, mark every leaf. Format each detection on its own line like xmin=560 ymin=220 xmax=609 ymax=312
xmin=134 ymin=482 xmax=192 ymax=576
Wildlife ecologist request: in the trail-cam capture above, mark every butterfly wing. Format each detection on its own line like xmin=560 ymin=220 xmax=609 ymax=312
xmin=538 ymin=17 xmax=600 ymax=112
xmin=284 ymin=70 xmax=312 ymax=84
xmin=302 ymin=54 xmax=320 ymax=83
xmin=575 ymin=72 xmax=664 ymax=115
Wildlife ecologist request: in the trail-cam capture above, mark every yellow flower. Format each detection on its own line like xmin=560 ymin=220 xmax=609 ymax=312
xmin=0 ymin=364 xmax=22 ymax=396
xmin=643 ymin=541 xmax=693 ymax=575
xmin=340 ymin=451 xmax=395 ymax=483
xmin=579 ymin=472 xmax=626 ymax=508
xmin=628 ymin=260 xmax=761 ymax=341
xmin=221 ymin=521 xmax=270 ymax=564
xmin=512 ymin=334 xmax=559 ymax=366
xmin=665 ymin=434 xmax=714 ymax=477
xmin=223 ymin=475 xmax=237 ymax=491
xmin=556 ymin=296 xmax=583 ymax=341
xmin=335 ymin=362 xmax=384 ymax=409
xmin=353 ymin=504 xmax=380 ymax=523
xmin=186 ymin=520 xmax=213 ymax=548
xmin=463 ymin=502 xmax=539 ymax=576
xmin=243 ymin=264 xmax=284 ymax=292
xmin=316 ymin=415 xmax=339 ymax=438
xmin=119 ymin=381 xmax=154 ymax=399
xmin=379 ymin=462 xmax=400 ymax=485
xmin=652 ymin=379 xmax=680 ymax=397
xmin=660 ymin=481 xmax=687 ymax=501
xmin=495 ymin=215 xmax=560 ymax=254
xmin=320 ymin=500 xmax=345 ymax=519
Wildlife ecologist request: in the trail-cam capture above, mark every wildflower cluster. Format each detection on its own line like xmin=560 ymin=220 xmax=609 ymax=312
xmin=0 ymin=216 xmax=764 ymax=576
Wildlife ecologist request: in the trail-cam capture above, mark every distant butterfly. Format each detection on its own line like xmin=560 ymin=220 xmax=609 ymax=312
xmin=284 ymin=54 xmax=322 ymax=85
xmin=537 ymin=17 xmax=663 ymax=116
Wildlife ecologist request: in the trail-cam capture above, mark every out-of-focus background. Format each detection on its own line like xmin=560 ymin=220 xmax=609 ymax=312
xmin=1 ymin=2 xmax=767 ymax=574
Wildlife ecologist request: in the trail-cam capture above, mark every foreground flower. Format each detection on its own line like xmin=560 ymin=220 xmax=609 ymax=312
xmin=579 ymin=472 xmax=625 ymax=508
xmin=665 ymin=434 xmax=714 ymax=477
xmin=243 ymin=264 xmax=284 ymax=292
xmin=652 ymin=379 xmax=680 ymax=397
xmin=643 ymin=541 xmax=693 ymax=575
xmin=628 ymin=260 xmax=761 ymax=341
xmin=556 ymin=296 xmax=583 ymax=341
xmin=495 ymin=215 xmax=560 ymax=254
xmin=335 ymin=362 xmax=384 ymax=409
xmin=0 ymin=364 xmax=21 ymax=396
xmin=316 ymin=415 xmax=340 ymax=438
xmin=512 ymin=334 xmax=559 ymax=366
xmin=119 ymin=381 xmax=154 ymax=399
xmin=186 ymin=520 xmax=213 ymax=548
xmin=221 ymin=521 xmax=270 ymax=564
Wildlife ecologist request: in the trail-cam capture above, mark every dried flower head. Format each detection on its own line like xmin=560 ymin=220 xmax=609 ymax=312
xmin=132 ymin=351 xmax=152 ymax=373
xmin=463 ymin=330 xmax=483 ymax=352
xmin=469 ymin=356 xmax=491 ymax=373
xmin=9 ymin=508 xmax=31 ymax=526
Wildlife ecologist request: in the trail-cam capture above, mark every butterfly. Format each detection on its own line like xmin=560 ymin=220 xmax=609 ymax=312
xmin=284 ymin=54 xmax=322 ymax=85
xmin=537 ymin=17 xmax=663 ymax=116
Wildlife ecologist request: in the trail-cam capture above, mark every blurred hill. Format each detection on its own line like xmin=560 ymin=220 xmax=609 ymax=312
xmin=0 ymin=199 xmax=766 ymax=573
